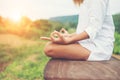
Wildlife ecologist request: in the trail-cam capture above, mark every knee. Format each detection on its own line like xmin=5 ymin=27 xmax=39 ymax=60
xmin=44 ymin=42 xmax=55 ymax=57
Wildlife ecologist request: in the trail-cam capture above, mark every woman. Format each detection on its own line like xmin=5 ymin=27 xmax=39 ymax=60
xmin=41 ymin=0 xmax=115 ymax=61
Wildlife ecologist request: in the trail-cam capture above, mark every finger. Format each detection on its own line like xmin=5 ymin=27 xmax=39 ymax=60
xmin=60 ymin=28 xmax=68 ymax=34
xmin=40 ymin=37 xmax=51 ymax=41
xmin=51 ymin=31 xmax=62 ymax=42
xmin=53 ymin=31 xmax=60 ymax=37
xmin=50 ymin=32 xmax=56 ymax=42
xmin=51 ymin=31 xmax=58 ymax=38
xmin=54 ymin=31 xmax=65 ymax=42
xmin=51 ymin=31 xmax=66 ymax=42
xmin=63 ymin=28 xmax=68 ymax=34
xmin=60 ymin=28 xmax=65 ymax=33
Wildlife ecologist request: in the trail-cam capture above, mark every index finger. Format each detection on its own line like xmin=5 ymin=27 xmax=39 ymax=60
xmin=40 ymin=37 xmax=51 ymax=41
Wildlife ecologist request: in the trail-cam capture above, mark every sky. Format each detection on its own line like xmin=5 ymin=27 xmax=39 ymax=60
xmin=0 ymin=0 xmax=120 ymax=20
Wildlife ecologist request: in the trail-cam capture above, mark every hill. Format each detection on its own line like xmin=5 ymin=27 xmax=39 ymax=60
xmin=50 ymin=15 xmax=78 ymax=24
xmin=50 ymin=15 xmax=78 ymax=29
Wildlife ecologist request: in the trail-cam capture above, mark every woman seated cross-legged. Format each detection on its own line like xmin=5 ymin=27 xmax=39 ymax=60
xmin=41 ymin=0 xmax=115 ymax=61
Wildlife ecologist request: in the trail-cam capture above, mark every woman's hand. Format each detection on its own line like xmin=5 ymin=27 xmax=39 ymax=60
xmin=40 ymin=28 xmax=73 ymax=44
xmin=50 ymin=30 xmax=72 ymax=44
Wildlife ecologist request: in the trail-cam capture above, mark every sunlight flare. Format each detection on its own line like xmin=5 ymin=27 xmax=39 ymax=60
xmin=9 ymin=11 xmax=22 ymax=22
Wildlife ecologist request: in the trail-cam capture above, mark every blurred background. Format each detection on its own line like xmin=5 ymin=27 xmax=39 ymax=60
xmin=0 ymin=0 xmax=120 ymax=80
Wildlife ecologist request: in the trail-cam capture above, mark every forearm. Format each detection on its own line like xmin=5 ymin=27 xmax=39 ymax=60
xmin=70 ymin=33 xmax=76 ymax=37
xmin=70 ymin=31 xmax=89 ymax=43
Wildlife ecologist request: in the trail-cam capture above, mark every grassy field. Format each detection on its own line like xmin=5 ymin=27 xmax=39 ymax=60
xmin=0 ymin=34 xmax=50 ymax=80
xmin=0 ymin=18 xmax=63 ymax=80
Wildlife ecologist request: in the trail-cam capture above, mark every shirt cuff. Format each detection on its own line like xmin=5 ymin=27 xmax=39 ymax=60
xmin=85 ymin=26 xmax=96 ymax=41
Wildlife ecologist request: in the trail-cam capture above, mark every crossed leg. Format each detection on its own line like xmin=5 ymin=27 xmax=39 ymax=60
xmin=44 ymin=42 xmax=90 ymax=60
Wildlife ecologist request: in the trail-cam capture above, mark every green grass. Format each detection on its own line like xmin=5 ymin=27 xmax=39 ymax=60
xmin=0 ymin=42 xmax=50 ymax=80
xmin=114 ymin=32 xmax=120 ymax=55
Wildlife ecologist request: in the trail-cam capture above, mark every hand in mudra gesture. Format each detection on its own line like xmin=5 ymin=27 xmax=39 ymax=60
xmin=40 ymin=28 xmax=73 ymax=44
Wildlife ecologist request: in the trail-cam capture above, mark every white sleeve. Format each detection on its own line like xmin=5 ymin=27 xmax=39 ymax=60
xmin=85 ymin=0 xmax=108 ymax=40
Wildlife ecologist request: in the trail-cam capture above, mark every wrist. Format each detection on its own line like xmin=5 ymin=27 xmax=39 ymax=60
xmin=68 ymin=33 xmax=78 ymax=44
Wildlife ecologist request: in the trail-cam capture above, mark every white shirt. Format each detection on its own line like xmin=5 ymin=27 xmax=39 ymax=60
xmin=76 ymin=0 xmax=115 ymax=61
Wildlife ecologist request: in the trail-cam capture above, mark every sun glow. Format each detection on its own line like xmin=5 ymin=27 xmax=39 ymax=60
xmin=9 ymin=11 xmax=22 ymax=22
